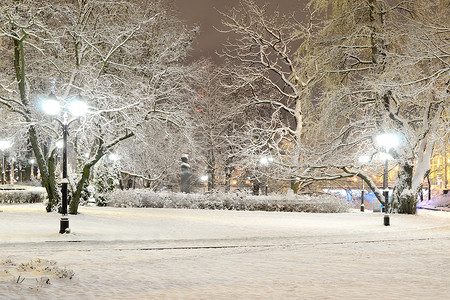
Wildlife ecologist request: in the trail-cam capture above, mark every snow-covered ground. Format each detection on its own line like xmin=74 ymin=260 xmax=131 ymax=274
xmin=1 ymin=203 xmax=449 ymax=299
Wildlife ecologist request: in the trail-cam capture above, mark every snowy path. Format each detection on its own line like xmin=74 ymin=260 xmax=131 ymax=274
xmin=1 ymin=204 xmax=449 ymax=299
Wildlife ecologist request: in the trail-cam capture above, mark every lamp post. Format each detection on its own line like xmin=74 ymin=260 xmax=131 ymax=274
xmin=43 ymin=93 xmax=88 ymax=234
xmin=358 ymin=155 xmax=370 ymax=212
xmin=29 ymin=159 xmax=35 ymax=179
xmin=200 ymin=175 xmax=208 ymax=193
xmin=260 ymin=156 xmax=273 ymax=195
xmin=376 ymin=133 xmax=399 ymax=226
xmin=10 ymin=157 xmax=15 ymax=185
xmin=0 ymin=140 xmax=12 ymax=185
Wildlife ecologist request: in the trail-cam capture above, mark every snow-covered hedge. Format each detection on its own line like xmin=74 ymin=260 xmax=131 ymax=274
xmin=103 ymin=190 xmax=350 ymax=213
xmin=0 ymin=189 xmax=46 ymax=204
xmin=417 ymin=194 xmax=450 ymax=210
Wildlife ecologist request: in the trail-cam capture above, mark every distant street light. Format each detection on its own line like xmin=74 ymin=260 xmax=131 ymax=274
xmin=55 ymin=140 xmax=64 ymax=149
xmin=260 ymin=156 xmax=273 ymax=195
xmin=0 ymin=140 xmax=12 ymax=185
xmin=108 ymin=153 xmax=120 ymax=161
xmin=29 ymin=159 xmax=35 ymax=179
xmin=376 ymin=133 xmax=399 ymax=226
xmin=43 ymin=93 xmax=88 ymax=234
xmin=200 ymin=175 xmax=208 ymax=193
xmin=10 ymin=157 xmax=15 ymax=185
xmin=358 ymin=155 xmax=371 ymax=212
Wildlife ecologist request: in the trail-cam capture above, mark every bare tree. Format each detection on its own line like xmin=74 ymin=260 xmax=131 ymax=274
xmin=302 ymin=0 xmax=449 ymax=213
xmin=217 ymin=0 xmax=321 ymax=190
xmin=182 ymin=62 xmax=247 ymax=192
xmin=218 ymin=0 xmax=448 ymax=214
xmin=0 ymin=0 xmax=199 ymax=213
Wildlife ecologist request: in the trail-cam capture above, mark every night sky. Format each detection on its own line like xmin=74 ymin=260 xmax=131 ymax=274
xmin=171 ymin=0 xmax=307 ymax=62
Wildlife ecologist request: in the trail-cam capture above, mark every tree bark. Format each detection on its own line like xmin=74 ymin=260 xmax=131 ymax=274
xmin=69 ymin=163 xmax=92 ymax=214
xmin=391 ymin=163 xmax=416 ymax=214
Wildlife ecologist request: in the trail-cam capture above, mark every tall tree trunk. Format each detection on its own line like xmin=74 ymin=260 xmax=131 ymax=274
xmin=392 ymin=163 xmax=416 ymax=214
xmin=12 ymin=28 xmax=62 ymax=212
xmin=70 ymin=163 xmax=92 ymax=214
xmin=46 ymin=153 xmax=60 ymax=212
xmin=69 ymin=132 xmax=134 ymax=214
xmin=28 ymin=127 xmax=61 ymax=212
xmin=224 ymin=156 xmax=233 ymax=192
xmin=207 ymin=148 xmax=215 ymax=191
xmin=392 ymin=134 xmax=434 ymax=214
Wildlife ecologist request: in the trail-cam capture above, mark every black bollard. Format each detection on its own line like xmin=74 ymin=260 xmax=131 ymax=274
xmin=360 ymin=190 xmax=365 ymax=212
xmin=60 ymin=217 xmax=69 ymax=233
xmin=383 ymin=190 xmax=390 ymax=226
xmin=384 ymin=214 xmax=390 ymax=226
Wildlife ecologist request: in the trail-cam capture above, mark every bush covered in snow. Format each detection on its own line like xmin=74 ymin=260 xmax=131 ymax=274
xmin=0 ymin=257 xmax=74 ymax=291
xmin=0 ymin=189 xmax=46 ymax=204
xmin=417 ymin=193 xmax=450 ymax=210
xmin=103 ymin=190 xmax=350 ymax=213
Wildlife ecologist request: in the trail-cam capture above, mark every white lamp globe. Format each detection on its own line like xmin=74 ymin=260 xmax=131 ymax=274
xmin=358 ymin=155 xmax=370 ymax=164
xmin=376 ymin=133 xmax=399 ymax=151
xmin=0 ymin=140 xmax=12 ymax=150
xmin=67 ymin=100 xmax=88 ymax=117
xmin=42 ymin=96 xmax=61 ymax=115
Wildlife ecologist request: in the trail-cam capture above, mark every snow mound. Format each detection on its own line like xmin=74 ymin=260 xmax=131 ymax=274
xmin=417 ymin=193 xmax=450 ymax=210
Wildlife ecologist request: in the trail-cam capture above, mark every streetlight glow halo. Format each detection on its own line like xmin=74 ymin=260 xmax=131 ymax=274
xmin=42 ymin=99 xmax=61 ymax=115
xmin=260 ymin=157 xmax=268 ymax=165
xmin=55 ymin=140 xmax=64 ymax=149
xmin=376 ymin=133 xmax=399 ymax=151
xmin=379 ymin=152 xmax=391 ymax=161
xmin=260 ymin=156 xmax=273 ymax=166
xmin=358 ymin=155 xmax=370 ymax=164
xmin=0 ymin=140 xmax=12 ymax=150
xmin=67 ymin=100 xmax=88 ymax=117
xmin=108 ymin=153 xmax=120 ymax=161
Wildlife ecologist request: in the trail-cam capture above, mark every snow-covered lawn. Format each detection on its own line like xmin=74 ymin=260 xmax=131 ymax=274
xmin=1 ymin=203 xmax=449 ymax=299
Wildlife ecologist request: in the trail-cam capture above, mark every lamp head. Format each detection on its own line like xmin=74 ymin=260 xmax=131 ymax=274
xmin=108 ymin=153 xmax=119 ymax=161
xmin=42 ymin=93 xmax=61 ymax=115
xmin=67 ymin=95 xmax=88 ymax=117
xmin=42 ymin=93 xmax=88 ymax=117
xmin=358 ymin=155 xmax=370 ymax=164
xmin=260 ymin=156 xmax=273 ymax=166
xmin=376 ymin=133 xmax=399 ymax=151
xmin=0 ymin=140 xmax=12 ymax=151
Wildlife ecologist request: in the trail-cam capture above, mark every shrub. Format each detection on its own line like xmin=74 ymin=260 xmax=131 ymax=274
xmin=103 ymin=190 xmax=349 ymax=213
xmin=0 ymin=189 xmax=46 ymax=204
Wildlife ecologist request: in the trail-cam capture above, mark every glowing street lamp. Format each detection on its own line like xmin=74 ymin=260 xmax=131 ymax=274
xmin=108 ymin=153 xmax=120 ymax=161
xmin=260 ymin=156 xmax=273 ymax=195
xmin=29 ymin=159 xmax=35 ymax=179
xmin=42 ymin=93 xmax=88 ymax=234
xmin=200 ymin=175 xmax=208 ymax=193
xmin=0 ymin=140 xmax=12 ymax=185
xmin=54 ymin=140 xmax=64 ymax=149
xmin=10 ymin=157 xmax=15 ymax=185
xmin=376 ymin=132 xmax=399 ymax=226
